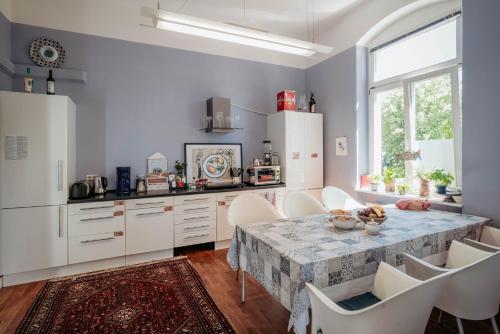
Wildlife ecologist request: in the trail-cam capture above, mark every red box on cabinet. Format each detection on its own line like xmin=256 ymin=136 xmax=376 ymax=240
xmin=277 ymin=90 xmax=296 ymax=112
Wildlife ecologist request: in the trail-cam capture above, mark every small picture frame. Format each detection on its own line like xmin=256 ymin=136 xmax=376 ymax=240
xmin=336 ymin=137 xmax=348 ymax=156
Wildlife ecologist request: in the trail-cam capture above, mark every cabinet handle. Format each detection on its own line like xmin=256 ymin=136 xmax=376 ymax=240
xmin=80 ymin=216 xmax=114 ymax=222
xmin=184 ymin=198 xmax=210 ymax=202
xmin=311 ymin=153 xmax=318 ymax=158
xmin=57 ymin=160 xmax=63 ymax=191
xmin=185 ymin=207 xmax=210 ymax=212
xmin=184 ymin=225 xmax=210 ymax=231
xmin=136 ymin=201 xmax=165 ymax=206
xmin=183 ymin=216 xmax=210 ymax=221
xmin=80 ymin=237 xmax=114 ymax=244
xmin=184 ymin=233 xmax=209 ymax=240
xmin=136 ymin=211 xmax=164 ymax=217
xmin=58 ymin=205 xmax=64 ymax=238
xmin=80 ymin=205 xmax=114 ymax=211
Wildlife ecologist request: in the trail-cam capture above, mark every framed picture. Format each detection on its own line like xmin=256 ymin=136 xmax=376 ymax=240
xmin=184 ymin=143 xmax=243 ymax=184
xmin=336 ymin=137 xmax=348 ymax=156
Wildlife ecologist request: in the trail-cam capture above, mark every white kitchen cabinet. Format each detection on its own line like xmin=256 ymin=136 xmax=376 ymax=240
xmin=216 ymin=192 xmax=243 ymax=242
xmin=174 ymin=194 xmax=216 ymax=247
xmin=0 ymin=205 xmax=68 ymax=275
xmin=69 ymin=232 xmax=125 ymax=264
xmin=267 ymin=112 xmax=323 ymax=192
xmin=126 ymin=203 xmax=174 ymax=255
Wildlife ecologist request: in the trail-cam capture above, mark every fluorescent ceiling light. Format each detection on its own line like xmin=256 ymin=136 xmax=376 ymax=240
xmin=150 ymin=8 xmax=333 ymax=57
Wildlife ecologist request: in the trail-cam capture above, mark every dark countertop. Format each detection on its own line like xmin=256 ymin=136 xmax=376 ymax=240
xmin=68 ymin=183 xmax=286 ymax=204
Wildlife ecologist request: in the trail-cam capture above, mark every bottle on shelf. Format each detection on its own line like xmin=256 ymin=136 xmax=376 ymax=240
xmin=309 ymin=92 xmax=316 ymax=113
xmin=46 ymin=70 xmax=55 ymax=95
xmin=24 ymin=67 xmax=34 ymax=93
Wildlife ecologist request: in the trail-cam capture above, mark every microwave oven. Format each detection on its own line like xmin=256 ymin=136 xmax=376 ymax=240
xmin=249 ymin=166 xmax=281 ymax=185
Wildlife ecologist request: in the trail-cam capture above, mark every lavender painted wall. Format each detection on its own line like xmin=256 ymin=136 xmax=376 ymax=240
xmin=0 ymin=11 xmax=12 ymax=90
xmin=10 ymin=23 xmax=306 ymax=187
xmin=462 ymin=0 xmax=500 ymax=225
xmin=305 ymin=47 xmax=368 ymax=197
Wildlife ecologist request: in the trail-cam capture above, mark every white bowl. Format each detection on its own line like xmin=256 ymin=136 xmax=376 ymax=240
xmin=365 ymin=222 xmax=383 ymax=235
xmin=333 ymin=219 xmax=358 ymax=230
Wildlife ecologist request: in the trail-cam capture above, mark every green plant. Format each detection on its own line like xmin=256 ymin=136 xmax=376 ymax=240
xmin=397 ymin=183 xmax=410 ymax=194
xmin=370 ymin=174 xmax=381 ymax=184
xmin=383 ymin=168 xmax=396 ymax=184
xmin=429 ymin=169 xmax=454 ymax=187
xmin=175 ymin=160 xmax=187 ymax=176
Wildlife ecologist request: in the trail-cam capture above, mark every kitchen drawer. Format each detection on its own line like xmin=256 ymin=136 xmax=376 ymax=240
xmin=174 ymin=194 xmax=215 ymax=206
xmin=68 ymin=200 xmax=125 ymax=215
xmin=174 ymin=211 xmax=216 ymax=225
xmin=215 ymin=191 xmax=251 ymax=203
xmin=174 ymin=202 xmax=216 ymax=215
xmin=68 ymin=232 xmax=125 ymax=264
xmin=175 ymin=219 xmax=215 ymax=234
xmin=175 ymin=229 xmax=216 ymax=248
xmin=68 ymin=210 xmax=124 ymax=237
xmin=125 ymin=197 xmax=173 ymax=210
xmin=125 ymin=207 xmax=174 ymax=255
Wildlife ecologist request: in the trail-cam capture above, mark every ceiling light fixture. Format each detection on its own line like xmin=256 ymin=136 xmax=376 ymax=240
xmin=148 ymin=2 xmax=333 ymax=57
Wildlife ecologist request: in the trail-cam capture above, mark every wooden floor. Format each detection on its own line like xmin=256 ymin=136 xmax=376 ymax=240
xmin=0 ymin=249 xmax=498 ymax=334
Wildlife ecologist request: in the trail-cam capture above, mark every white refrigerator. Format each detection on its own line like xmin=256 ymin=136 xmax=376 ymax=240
xmin=0 ymin=91 xmax=76 ymax=276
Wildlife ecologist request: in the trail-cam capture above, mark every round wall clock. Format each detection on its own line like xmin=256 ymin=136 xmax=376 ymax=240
xmin=29 ymin=38 xmax=66 ymax=68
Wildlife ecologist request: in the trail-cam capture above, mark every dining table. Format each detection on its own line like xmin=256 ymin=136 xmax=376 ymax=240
xmin=226 ymin=206 xmax=490 ymax=334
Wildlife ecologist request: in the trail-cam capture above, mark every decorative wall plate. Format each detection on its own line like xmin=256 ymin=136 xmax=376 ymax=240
xmin=29 ymin=38 xmax=66 ymax=68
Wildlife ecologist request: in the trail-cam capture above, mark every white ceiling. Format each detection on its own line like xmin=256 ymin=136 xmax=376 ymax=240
xmin=158 ymin=0 xmax=363 ymax=41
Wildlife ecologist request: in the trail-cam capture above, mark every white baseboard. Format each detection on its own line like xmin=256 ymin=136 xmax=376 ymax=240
xmin=2 ymin=249 xmax=174 ymax=287
xmin=215 ymin=239 xmax=232 ymax=250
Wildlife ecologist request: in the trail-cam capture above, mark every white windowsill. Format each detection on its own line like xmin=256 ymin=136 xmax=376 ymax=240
xmin=355 ymin=188 xmax=463 ymax=208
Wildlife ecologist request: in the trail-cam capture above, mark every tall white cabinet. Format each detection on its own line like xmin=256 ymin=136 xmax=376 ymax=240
xmin=267 ymin=112 xmax=323 ymax=193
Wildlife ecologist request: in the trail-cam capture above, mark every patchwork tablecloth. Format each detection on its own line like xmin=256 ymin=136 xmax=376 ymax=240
xmin=227 ymin=207 xmax=490 ymax=334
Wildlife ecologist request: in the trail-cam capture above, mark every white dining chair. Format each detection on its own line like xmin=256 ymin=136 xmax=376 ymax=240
xmin=322 ymin=186 xmax=363 ymax=210
xmin=283 ymin=191 xmax=328 ymax=218
xmin=306 ymin=261 xmax=453 ymax=334
xmin=475 ymin=226 xmax=500 ymax=248
xmin=227 ymin=193 xmax=282 ymax=227
xmin=227 ymin=193 xmax=282 ymax=303
xmin=404 ymin=240 xmax=500 ymax=334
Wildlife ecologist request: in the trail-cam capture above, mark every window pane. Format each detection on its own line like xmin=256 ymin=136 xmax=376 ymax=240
xmin=375 ymin=88 xmax=405 ymax=178
xmin=374 ymin=20 xmax=457 ymax=82
xmin=413 ymin=73 xmax=455 ymax=182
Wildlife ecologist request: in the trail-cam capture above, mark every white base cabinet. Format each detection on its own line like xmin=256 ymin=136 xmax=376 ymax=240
xmin=0 ymin=186 xmax=285 ymax=287
xmin=0 ymin=205 xmax=68 ymax=275
xmin=126 ymin=203 xmax=174 ymax=255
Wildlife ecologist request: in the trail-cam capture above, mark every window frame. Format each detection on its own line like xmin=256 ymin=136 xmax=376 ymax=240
xmin=368 ymin=15 xmax=463 ymax=187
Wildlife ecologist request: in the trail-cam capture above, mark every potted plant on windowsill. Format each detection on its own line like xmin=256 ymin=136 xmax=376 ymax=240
xmin=383 ymin=168 xmax=396 ymax=193
xmin=369 ymin=175 xmax=381 ymax=192
xmin=417 ymin=171 xmax=432 ymax=197
xmin=397 ymin=183 xmax=411 ymax=195
xmin=429 ymin=169 xmax=454 ymax=195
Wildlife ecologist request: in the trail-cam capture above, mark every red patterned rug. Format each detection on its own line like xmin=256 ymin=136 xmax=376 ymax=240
xmin=16 ymin=257 xmax=236 ymax=334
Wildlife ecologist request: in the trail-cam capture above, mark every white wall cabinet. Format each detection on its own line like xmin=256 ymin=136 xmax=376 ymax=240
xmin=267 ymin=112 xmax=323 ymax=191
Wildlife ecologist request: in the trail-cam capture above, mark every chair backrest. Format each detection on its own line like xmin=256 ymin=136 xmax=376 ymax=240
xmin=436 ymin=240 xmax=500 ymax=320
xmin=322 ymin=186 xmax=363 ymax=210
xmin=227 ymin=193 xmax=282 ymax=227
xmin=306 ymin=264 xmax=452 ymax=334
xmin=283 ymin=191 xmax=328 ymax=218
xmin=480 ymin=225 xmax=500 ymax=247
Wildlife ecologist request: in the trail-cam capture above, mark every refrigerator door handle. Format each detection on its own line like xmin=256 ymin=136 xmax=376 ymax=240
xmin=58 ymin=205 xmax=64 ymax=238
xmin=57 ymin=160 xmax=63 ymax=191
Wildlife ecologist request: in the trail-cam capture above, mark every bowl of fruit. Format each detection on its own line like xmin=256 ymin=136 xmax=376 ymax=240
xmin=357 ymin=205 xmax=388 ymax=224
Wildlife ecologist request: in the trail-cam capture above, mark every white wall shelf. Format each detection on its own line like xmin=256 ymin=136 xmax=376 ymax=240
xmin=0 ymin=58 xmax=87 ymax=83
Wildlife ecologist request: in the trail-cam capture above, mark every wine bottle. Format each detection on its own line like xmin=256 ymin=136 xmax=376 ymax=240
xmin=24 ymin=67 xmax=34 ymax=93
xmin=309 ymin=92 xmax=316 ymax=113
xmin=46 ymin=70 xmax=55 ymax=95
